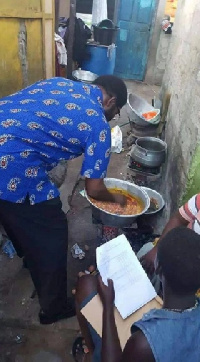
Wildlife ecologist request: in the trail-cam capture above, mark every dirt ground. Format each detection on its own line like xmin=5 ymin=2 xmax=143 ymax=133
xmin=0 ymin=81 xmax=160 ymax=362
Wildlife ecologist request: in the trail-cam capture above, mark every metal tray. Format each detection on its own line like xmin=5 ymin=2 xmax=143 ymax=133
xmin=72 ymin=69 xmax=98 ymax=83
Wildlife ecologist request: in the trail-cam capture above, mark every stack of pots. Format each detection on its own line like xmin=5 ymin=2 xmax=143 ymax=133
xmin=127 ymin=93 xmax=167 ymax=169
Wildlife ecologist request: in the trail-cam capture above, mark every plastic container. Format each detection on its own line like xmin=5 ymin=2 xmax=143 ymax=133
xmin=82 ymin=43 xmax=116 ymax=75
xmin=2 ymin=240 xmax=16 ymax=259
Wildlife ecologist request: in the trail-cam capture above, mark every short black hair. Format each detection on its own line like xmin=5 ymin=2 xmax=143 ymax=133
xmin=157 ymin=227 xmax=200 ymax=294
xmin=93 ymin=75 xmax=127 ymax=109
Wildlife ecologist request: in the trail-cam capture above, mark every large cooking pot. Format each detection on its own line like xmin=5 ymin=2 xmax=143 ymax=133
xmin=85 ymin=178 xmax=150 ymax=227
xmin=131 ymin=137 xmax=167 ymax=168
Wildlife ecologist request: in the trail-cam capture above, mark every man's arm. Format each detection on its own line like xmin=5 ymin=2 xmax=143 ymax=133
xmin=98 ymin=277 xmax=155 ymax=362
xmin=120 ymin=330 xmax=155 ymax=362
xmin=158 ymin=210 xmax=189 ymax=241
xmin=101 ymin=308 xmax=155 ymax=362
xmin=97 ymin=277 xmax=122 ymax=362
xmin=85 ymin=178 xmax=126 ymax=205
xmin=141 ymin=210 xmax=188 ymax=274
xmin=101 ymin=301 xmax=122 ymax=362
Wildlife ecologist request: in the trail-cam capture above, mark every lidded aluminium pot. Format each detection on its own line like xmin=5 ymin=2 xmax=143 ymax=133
xmin=131 ymin=137 xmax=167 ymax=168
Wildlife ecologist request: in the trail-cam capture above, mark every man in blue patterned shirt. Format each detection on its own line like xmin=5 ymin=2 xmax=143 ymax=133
xmin=0 ymin=75 xmax=127 ymax=324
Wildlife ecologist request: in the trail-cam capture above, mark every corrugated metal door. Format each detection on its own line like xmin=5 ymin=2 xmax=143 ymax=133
xmin=0 ymin=0 xmax=55 ymax=97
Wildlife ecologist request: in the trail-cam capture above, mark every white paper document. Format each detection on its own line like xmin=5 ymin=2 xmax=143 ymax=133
xmin=96 ymin=235 xmax=157 ymax=319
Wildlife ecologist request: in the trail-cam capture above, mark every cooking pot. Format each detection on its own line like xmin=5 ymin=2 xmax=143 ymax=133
xmin=141 ymin=187 xmax=165 ymax=215
xmin=85 ymin=178 xmax=150 ymax=227
xmin=131 ymin=137 xmax=167 ymax=168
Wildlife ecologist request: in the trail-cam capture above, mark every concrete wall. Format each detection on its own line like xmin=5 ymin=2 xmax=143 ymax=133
xmin=145 ymin=0 xmax=166 ymax=84
xmin=154 ymin=32 xmax=172 ymax=85
xmin=161 ymin=0 xmax=200 ymax=215
xmin=153 ymin=0 xmax=179 ymax=86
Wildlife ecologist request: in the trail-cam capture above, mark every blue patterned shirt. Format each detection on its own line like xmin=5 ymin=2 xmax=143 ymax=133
xmin=0 ymin=77 xmax=111 ymax=204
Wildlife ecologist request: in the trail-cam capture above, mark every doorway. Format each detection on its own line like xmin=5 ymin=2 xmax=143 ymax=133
xmin=114 ymin=0 xmax=157 ymax=81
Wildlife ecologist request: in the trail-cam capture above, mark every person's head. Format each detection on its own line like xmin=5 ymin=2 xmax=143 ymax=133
xmin=156 ymin=227 xmax=200 ymax=296
xmin=93 ymin=75 xmax=127 ymax=121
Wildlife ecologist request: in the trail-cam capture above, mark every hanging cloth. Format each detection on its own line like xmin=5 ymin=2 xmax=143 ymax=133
xmin=92 ymin=0 xmax=108 ymax=25
xmin=55 ymin=33 xmax=67 ymax=66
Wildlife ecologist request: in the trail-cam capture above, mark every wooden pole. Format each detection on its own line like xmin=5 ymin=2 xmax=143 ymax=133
xmin=55 ymin=0 xmax=60 ymax=33
xmin=67 ymin=0 xmax=76 ymax=79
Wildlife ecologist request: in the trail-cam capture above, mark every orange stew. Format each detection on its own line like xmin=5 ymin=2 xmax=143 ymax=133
xmin=142 ymin=111 xmax=157 ymax=120
xmin=89 ymin=188 xmax=144 ymax=215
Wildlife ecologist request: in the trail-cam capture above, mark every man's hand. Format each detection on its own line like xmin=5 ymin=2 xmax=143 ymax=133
xmin=113 ymin=193 xmax=127 ymax=207
xmin=85 ymin=178 xmax=127 ymax=206
xmin=140 ymin=246 xmax=157 ymax=275
xmin=97 ymin=275 xmax=115 ymax=308
xmin=85 ymin=178 xmax=114 ymax=202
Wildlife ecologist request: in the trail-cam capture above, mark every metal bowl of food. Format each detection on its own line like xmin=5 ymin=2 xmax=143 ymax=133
xmin=141 ymin=187 xmax=165 ymax=215
xmin=72 ymin=69 xmax=98 ymax=83
xmin=128 ymin=93 xmax=160 ymax=127
xmin=85 ymin=178 xmax=150 ymax=227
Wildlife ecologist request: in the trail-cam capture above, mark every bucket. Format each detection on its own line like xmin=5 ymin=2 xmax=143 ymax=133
xmin=93 ymin=25 xmax=119 ymax=46
xmin=82 ymin=44 xmax=116 ymax=75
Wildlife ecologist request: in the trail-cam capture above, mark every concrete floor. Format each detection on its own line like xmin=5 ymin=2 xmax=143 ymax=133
xmin=0 ymin=81 xmax=160 ymax=362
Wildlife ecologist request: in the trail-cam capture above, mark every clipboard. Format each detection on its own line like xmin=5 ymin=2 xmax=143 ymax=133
xmin=81 ymin=294 xmax=163 ymax=349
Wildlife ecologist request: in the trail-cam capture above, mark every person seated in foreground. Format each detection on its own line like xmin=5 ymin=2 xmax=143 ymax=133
xmin=141 ymin=193 xmax=200 ymax=275
xmin=75 ymin=227 xmax=200 ymax=362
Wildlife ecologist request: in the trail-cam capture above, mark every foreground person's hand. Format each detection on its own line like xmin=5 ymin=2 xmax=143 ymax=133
xmin=113 ymin=193 xmax=127 ymax=207
xmin=140 ymin=246 xmax=157 ymax=275
xmin=97 ymin=275 xmax=115 ymax=308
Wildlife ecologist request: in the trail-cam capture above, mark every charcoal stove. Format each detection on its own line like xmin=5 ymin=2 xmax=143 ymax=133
xmin=92 ymin=215 xmax=158 ymax=251
xmin=127 ymin=117 xmax=160 ymax=148
xmin=127 ymin=156 xmax=162 ymax=188
xmin=129 ymin=119 xmax=159 ymax=138
xmin=92 ymin=215 xmax=119 ymax=246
